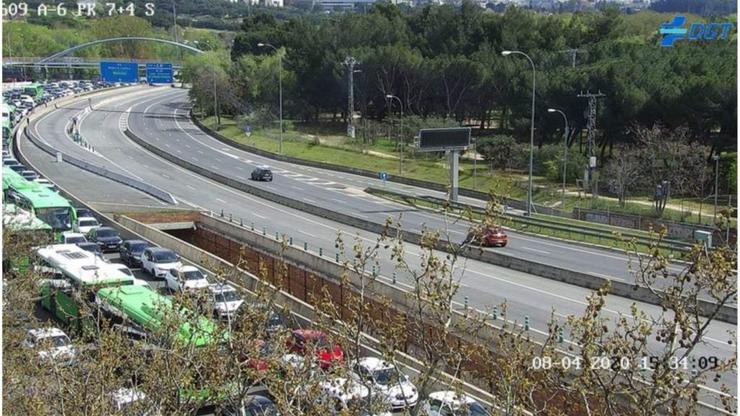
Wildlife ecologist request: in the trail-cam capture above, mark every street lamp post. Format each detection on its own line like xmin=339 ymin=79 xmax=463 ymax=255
xmin=548 ymin=108 xmax=569 ymax=210
xmin=502 ymin=50 xmax=536 ymax=216
xmin=258 ymin=42 xmax=283 ymax=155
xmin=386 ymin=94 xmax=403 ymax=175
xmin=713 ymin=153 xmax=720 ymax=222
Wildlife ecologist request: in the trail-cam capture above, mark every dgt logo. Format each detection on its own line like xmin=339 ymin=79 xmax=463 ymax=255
xmin=659 ymin=16 xmax=734 ymax=47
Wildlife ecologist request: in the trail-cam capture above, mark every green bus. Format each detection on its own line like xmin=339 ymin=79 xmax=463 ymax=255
xmin=3 ymin=167 xmax=77 ymax=234
xmin=3 ymin=203 xmax=53 ymax=272
xmin=23 ymin=83 xmax=44 ymax=101
xmin=96 ymin=284 xmax=224 ymax=347
xmin=2 ymin=119 xmax=10 ymax=141
xmin=35 ymin=243 xmax=138 ymax=336
xmin=2 ymin=100 xmax=15 ymax=127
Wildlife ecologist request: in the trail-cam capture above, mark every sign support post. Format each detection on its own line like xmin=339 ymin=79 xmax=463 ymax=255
xmin=449 ymin=150 xmax=459 ymax=203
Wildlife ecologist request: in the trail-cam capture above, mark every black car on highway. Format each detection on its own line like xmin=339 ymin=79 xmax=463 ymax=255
xmin=250 ymin=166 xmax=273 ymax=182
xmin=75 ymin=207 xmax=95 ymax=220
xmin=88 ymin=226 xmax=123 ymax=252
xmin=119 ymin=239 xmax=152 ymax=267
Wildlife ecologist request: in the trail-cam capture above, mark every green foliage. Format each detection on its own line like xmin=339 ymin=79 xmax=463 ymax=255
xmin=222 ymin=5 xmax=735 ymax=153
xmin=477 ymin=135 xmax=526 ymax=171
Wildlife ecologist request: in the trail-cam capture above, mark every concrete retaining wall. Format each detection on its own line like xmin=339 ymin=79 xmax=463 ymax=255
xmin=123 ymin=128 xmax=736 ymax=324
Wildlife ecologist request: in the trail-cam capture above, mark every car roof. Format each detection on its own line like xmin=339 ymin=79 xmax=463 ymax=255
xmin=124 ymin=239 xmax=149 ymax=245
xmin=96 ymin=226 xmax=116 ymax=232
xmin=147 ymin=247 xmax=175 ymax=254
xmin=208 ymin=283 xmax=237 ymax=293
xmin=62 ymin=231 xmax=84 ymax=237
xmin=179 ymin=265 xmax=200 ymax=272
xmin=77 ymin=216 xmax=98 ymax=222
xmin=428 ymin=391 xmax=476 ymax=406
xmin=356 ymin=356 xmax=393 ymax=371
xmin=28 ymin=327 xmax=67 ymax=339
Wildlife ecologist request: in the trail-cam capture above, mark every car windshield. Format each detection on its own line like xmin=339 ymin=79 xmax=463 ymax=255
xmin=79 ymin=219 xmax=98 ymax=227
xmin=67 ymin=236 xmax=86 ymax=244
xmin=183 ymin=270 xmax=204 ymax=280
xmin=154 ymin=251 xmax=177 ymax=262
xmin=215 ymin=290 xmax=240 ymax=302
xmin=47 ymin=335 xmax=70 ymax=348
xmin=78 ymin=244 xmax=100 ymax=253
xmin=129 ymin=242 xmax=148 ymax=253
xmin=36 ymin=207 xmax=72 ymax=231
xmin=96 ymin=229 xmax=117 ymax=238
xmin=371 ymin=367 xmax=395 ymax=386
xmin=464 ymin=402 xmax=489 ymax=416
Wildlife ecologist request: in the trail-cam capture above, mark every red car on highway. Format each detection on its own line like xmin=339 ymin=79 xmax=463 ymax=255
xmin=464 ymin=225 xmax=508 ymax=247
xmin=287 ymin=329 xmax=344 ymax=370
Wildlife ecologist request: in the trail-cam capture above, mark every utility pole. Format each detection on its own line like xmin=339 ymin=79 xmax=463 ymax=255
xmin=344 ymin=56 xmax=359 ymax=139
xmin=577 ymin=90 xmax=605 ymax=199
xmin=559 ymin=48 xmax=586 ymax=68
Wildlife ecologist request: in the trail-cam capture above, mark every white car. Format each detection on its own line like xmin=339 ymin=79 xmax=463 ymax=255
xmin=208 ymin=283 xmax=243 ymax=319
xmin=350 ymin=357 xmax=419 ymax=410
xmin=76 ymin=216 xmax=101 ymax=234
xmin=141 ymin=247 xmax=182 ymax=279
xmin=23 ymin=328 xmax=76 ymax=364
xmin=61 ymin=231 xmax=87 ymax=245
xmin=420 ymin=391 xmax=490 ymax=416
xmin=164 ymin=265 xmax=209 ymax=292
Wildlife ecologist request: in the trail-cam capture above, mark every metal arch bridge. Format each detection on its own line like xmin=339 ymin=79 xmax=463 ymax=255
xmin=3 ymin=37 xmax=204 ymax=70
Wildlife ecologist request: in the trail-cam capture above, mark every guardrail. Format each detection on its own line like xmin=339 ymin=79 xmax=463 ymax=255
xmin=365 ymin=187 xmax=693 ymax=256
xmin=16 ymin=90 xmax=177 ymax=205
xmin=122 ymin=127 xmax=736 ymax=325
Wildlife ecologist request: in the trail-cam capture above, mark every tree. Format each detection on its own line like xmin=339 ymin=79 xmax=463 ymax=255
xmin=604 ymin=146 xmax=642 ymax=207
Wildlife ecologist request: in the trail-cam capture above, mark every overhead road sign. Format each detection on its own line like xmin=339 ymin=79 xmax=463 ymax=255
xmin=146 ymin=63 xmax=173 ymax=84
xmin=100 ymin=62 xmax=138 ymax=83
xmin=417 ymin=127 xmax=471 ymax=152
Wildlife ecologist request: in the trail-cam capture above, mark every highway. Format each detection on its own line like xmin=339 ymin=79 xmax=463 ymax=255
xmin=21 ymin=87 xmax=736 ymax=400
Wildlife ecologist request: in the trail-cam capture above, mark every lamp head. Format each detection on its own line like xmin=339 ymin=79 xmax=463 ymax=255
xmin=257 ymin=43 xmax=265 ymax=47
xmin=385 ymin=94 xmax=393 ymax=99
xmin=547 ymin=108 xmax=556 ymax=113
xmin=501 ymin=50 xmax=512 ymax=56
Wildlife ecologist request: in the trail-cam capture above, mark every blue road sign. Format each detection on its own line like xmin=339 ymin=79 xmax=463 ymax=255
xmin=100 ymin=62 xmax=138 ymax=83
xmin=379 ymin=172 xmax=388 ymax=181
xmin=146 ymin=63 xmax=173 ymax=84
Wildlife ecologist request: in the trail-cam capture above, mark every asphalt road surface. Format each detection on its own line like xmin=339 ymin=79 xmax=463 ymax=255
xmin=20 ymin=87 xmax=736 ymax=403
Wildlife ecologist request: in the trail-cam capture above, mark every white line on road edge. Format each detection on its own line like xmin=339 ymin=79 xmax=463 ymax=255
xmin=520 ymin=246 xmax=550 ymax=255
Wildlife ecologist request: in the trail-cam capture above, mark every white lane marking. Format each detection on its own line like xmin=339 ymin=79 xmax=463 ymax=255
xmin=192 ymin=157 xmax=199 ymax=161
xmin=521 ymin=246 xmax=550 ymax=255
xmin=253 ymin=213 xmax=266 ymax=219
xmin=330 ymin=198 xmax=345 ymax=204
xmin=303 ymin=198 xmax=317 ymax=204
xmin=185 ymin=144 xmax=191 ymax=149
xmin=215 ymin=198 xmax=226 ymax=203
